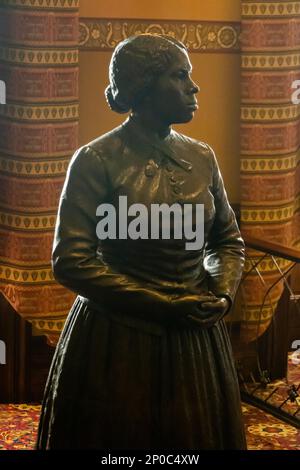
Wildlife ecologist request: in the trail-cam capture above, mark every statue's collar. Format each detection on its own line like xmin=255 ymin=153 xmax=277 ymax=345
xmin=122 ymin=115 xmax=193 ymax=173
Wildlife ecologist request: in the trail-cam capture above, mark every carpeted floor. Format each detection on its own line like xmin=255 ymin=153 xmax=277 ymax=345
xmin=0 ymin=401 xmax=299 ymax=450
xmin=1 ymin=355 xmax=299 ymax=450
xmin=0 ymin=404 xmax=40 ymax=450
xmin=241 ymin=352 xmax=300 ymax=418
xmin=242 ymin=402 xmax=299 ymax=450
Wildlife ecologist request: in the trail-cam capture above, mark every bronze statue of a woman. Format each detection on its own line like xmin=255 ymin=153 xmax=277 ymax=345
xmin=37 ymin=34 xmax=246 ymax=449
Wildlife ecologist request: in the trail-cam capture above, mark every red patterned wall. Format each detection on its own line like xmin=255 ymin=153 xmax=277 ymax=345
xmin=0 ymin=0 xmax=79 ymax=345
xmin=240 ymin=0 xmax=300 ymax=341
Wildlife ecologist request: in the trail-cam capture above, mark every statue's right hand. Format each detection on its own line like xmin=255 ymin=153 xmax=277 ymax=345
xmin=170 ymin=292 xmax=226 ymax=327
xmin=170 ymin=293 xmax=208 ymax=317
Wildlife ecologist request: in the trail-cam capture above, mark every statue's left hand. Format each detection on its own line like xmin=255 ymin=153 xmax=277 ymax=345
xmin=186 ymin=295 xmax=230 ymax=327
xmin=201 ymin=296 xmax=229 ymax=313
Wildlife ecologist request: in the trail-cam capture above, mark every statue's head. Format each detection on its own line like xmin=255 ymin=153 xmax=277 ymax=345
xmin=105 ymin=34 xmax=189 ymax=114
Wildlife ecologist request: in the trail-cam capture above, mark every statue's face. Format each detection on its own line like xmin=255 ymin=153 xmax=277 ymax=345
xmin=148 ymin=48 xmax=199 ymax=125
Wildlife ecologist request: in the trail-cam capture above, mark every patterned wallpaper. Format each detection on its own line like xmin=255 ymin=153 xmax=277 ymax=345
xmin=79 ymin=17 xmax=240 ymax=52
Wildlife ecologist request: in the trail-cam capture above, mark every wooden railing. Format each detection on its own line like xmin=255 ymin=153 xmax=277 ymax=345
xmin=243 ymin=234 xmax=300 ymax=264
xmin=235 ymin=234 xmax=300 ymax=428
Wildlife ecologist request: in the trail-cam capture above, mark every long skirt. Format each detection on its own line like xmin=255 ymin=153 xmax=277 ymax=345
xmin=36 ymin=296 xmax=247 ymax=449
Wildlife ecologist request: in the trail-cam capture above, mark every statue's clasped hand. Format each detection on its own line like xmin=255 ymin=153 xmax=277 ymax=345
xmin=186 ymin=291 xmax=229 ymax=328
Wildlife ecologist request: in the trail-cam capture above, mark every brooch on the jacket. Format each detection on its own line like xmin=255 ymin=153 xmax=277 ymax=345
xmin=145 ymin=159 xmax=159 ymax=177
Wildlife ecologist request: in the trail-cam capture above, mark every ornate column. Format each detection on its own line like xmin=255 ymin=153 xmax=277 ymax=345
xmin=240 ymin=1 xmax=300 ymax=341
xmin=0 ymin=0 xmax=79 ymax=345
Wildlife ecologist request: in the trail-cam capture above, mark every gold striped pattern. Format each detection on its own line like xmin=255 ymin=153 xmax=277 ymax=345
xmin=241 ymin=204 xmax=296 ymax=223
xmin=0 ymin=155 xmax=70 ymax=176
xmin=0 ymin=46 xmax=78 ymax=65
xmin=0 ymin=265 xmax=54 ymax=283
xmin=242 ymin=1 xmax=300 ymax=17
xmin=244 ymin=257 xmax=292 ymax=273
xmin=0 ymin=103 xmax=79 ymax=122
xmin=241 ymin=154 xmax=298 ymax=172
xmin=0 ymin=211 xmax=57 ymax=230
xmin=242 ymin=52 xmax=300 ymax=69
xmin=241 ymin=104 xmax=300 ymax=122
xmin=30 ymin=318 xmax=67 ymax=333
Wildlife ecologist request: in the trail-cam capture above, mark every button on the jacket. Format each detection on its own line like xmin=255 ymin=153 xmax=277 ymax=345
xmin=172 ymin=184 xmax=182 ymax=194
xmin=166 ymin=163 xmax=173 ymax=172
xmin=169 ymin=175 xmax=177 ymax=183
xmin=145 ymin=161 xmax=158 ymax=177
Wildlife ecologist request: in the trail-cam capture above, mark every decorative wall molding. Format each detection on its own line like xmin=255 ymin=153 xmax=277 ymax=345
xmin=1 ymin=0 xmax=79 ymax=10
xmin=79 ymin=18 xmax=240 ymax=53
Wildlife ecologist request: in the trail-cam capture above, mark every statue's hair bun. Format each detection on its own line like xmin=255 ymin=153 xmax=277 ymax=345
xmin=104 ymin=85 xmax=130 ymax=114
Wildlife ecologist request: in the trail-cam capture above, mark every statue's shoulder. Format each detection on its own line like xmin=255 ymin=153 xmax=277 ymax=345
xmin=85 ymin=124 xmax=127 ymax=161
xmin=66 ymin=125 xmax=127 ymax=177
xmin=172 ymin=130 xmax=212 ymax=160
